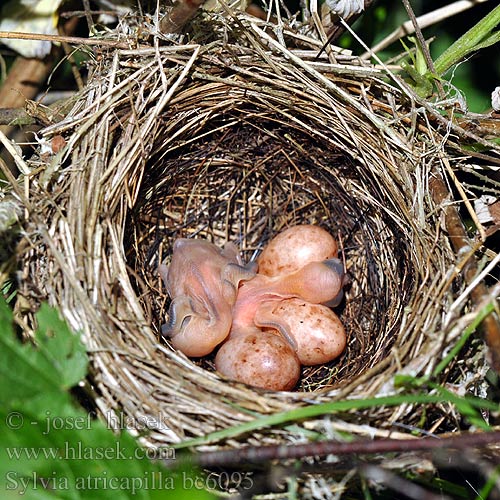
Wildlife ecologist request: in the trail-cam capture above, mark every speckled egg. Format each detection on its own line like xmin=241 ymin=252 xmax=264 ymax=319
xmin=258 ymin=225 xmax=338 ymax=277
xmin=263 ymin=298 xmax=346 ymax=365
xmin=215 ymin=330 xmax=301 ymax=391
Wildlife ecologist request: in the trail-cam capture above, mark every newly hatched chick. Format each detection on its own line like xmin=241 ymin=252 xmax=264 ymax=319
xmin=229 ymin=259 xmax=345 ymax=347
xmin=214 ymin=259 xmax=344 ymax=390
xmin=159 ymin=238 xmax=256 ymax=357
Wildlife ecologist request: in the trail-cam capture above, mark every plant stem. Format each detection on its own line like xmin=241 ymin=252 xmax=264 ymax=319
xmin=434 ymin=4 xmax=500 ymax=75
xmin=400 ymin=0 xmax=446 ymax=99
xmin=173 ymin=391 xmax=498 ymax=449
xmin=172 ymin=430 xmax=500 ymax=468
xmin=430 ymin=176 xmax=500 ymax=372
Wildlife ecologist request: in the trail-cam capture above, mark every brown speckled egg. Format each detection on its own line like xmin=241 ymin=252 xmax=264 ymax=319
xmin=258 ymin=225 xmax=338 ymax=277
xmin=215 ymin=331 xmax=301 ymax=391
xmin=264 ymin=298 xmax=346 ymax=365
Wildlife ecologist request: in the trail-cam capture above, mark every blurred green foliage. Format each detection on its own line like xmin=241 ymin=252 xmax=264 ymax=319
xmin=0 ymin=297 xmax=216 ymax=499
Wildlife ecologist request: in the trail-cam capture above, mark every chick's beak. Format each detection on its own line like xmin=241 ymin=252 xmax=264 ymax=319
xmin=323 ymin=257 xmax=344 ymax=280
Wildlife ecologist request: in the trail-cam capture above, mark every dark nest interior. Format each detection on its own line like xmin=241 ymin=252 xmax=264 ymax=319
xmin=128 ymin=112 xmax=415 ymax=392
xmin=15 ymin=9 xmax=491 ymax=458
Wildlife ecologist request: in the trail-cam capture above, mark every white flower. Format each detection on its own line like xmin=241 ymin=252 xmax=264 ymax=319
xmin=0 ymin=0 xmax=63 ymax=58
xmin=324 ymin=0 xmax=365 ymax=18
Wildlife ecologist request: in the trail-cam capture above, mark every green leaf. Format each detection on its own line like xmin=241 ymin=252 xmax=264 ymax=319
xmin=461 ymin=137 xmax=500 ymax=152
xmin=1 ymin=401 xmax=217 ymax=498
xmin=0 ymin=405 xmax=175 ymax=499
xmin=0 ymin=297 xmax=217 ymax=499
xmin=0 ymin=300 xmax=63 ymax=404
xmin=434 ymin=4 xmax=500 ymax=76
xmin=432 ymin=301 xmax=496 ymax=378
xmin=0 ymin=300 xmax=88 ymax=407
xmin=475 ymin=466 xmax=500 ymax=500
xmin=34 ymin=303 xmax=88 ymax=389
xmin=401 ymin=60 xmax=434 ymax=98
xmin=399 ymin=38 xmax=435 ymax=98
xmin=175 ymin=389 xmax=499 ymax=448
xmin=474 ymin=30 xmax=500 ymax=52
xmin=431 ymin=477 xmax=469 ymax=498
xmin=395 ymin=376 xmax=492 ymax=430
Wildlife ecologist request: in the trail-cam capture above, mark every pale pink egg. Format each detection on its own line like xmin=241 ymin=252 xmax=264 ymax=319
xmin=215 ymin=330 xmax=301 ymax=391
xmin=258 ymin=224 xmax=339 ymax=277
xmin=263 ymin=298 xmax=346 ymax=365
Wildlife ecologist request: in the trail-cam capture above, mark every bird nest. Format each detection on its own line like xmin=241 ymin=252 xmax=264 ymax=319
xmin=16 ymin=9 xmax=493 ymax=458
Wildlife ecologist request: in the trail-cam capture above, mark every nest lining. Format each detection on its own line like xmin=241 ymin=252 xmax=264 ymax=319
xmin=17 ymin=13 xmax=481 ymax=447
xmin=130 ymin=115 xmax=415 ymax=389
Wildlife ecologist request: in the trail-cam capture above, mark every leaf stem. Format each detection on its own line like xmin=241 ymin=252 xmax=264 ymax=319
xmin=434 ymin=4 xmax=500 ymax=75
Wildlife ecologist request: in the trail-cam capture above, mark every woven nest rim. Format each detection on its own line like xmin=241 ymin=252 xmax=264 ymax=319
xmin=14 ymin=11 xmax=497 ymax=449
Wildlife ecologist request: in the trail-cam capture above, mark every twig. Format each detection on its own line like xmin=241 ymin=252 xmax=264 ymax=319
xmin=333 ymin=11 xmax=500 ymax=159
xmin=159 ymin=0 xmax=208 ymax=34
xmin=0 ymin=156 xmax=32 ymax=216
xmin=0 ymin=55 xmax=56 ymax=143
xmin=252 ymin=24 xmax=409 ymax=151
xmin=82 ymin=0 xmax=95 ymax=33
xmin=0 ymin=31 xmax=141 ymax=49
xmin=0 ymin=129 xmax=31 ymax=176
xmin=0 ymin=108 xmax=36 ymax=126
xmin=430 ymin=175 xmax=500 ymax=372
xmin=400 ymin=0 xmax=446 ymax=99
xmin=361 ymin=0 xmax=490 ymax=59
xmin=58 ymin=19 xmax=85 ymax=91
xmin=170 ymin=430 xmax=500 ymax=468
xmin=59 ymin=10 xmax=121 ymax=18
xmin=350 ymin=20 xmax=500 ymax=158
